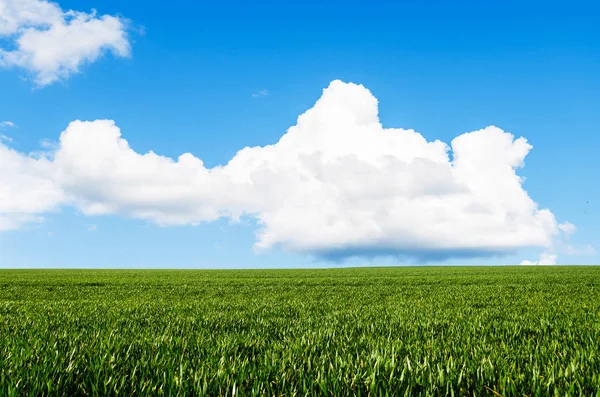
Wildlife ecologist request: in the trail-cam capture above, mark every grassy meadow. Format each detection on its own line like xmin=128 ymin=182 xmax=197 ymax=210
xmin=0 ymin=266 xmax=599 ymax=396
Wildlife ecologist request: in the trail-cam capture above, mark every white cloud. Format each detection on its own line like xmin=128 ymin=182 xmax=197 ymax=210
xmin=252 ymin=89 xmax=269 ymax=98
xmin=558 ymin=222 xmax=576 ymax=235
xmin=86 ymin=223 xmax=98 ymax=232
xmin=0 ymin=0 xmax=130 ymax=86
xmin=39 ymin=138 xmax=58 ymax=149
xmin=519 ymin=224 xmax=592 ymax=265
xmin=565 ymin=244 xmax=596 ymax=256
xmin=0 ymin=121 xmax=15 ymax=142
xmin=0 ymin=141 xmax=64 ymax=230
xmin=0 ymin=0 xmax=61 ymax=35
xmin=520 ymin=251 xmax=557 ymax=266
xmin=0 ymin=80 xmax=575 ymax=261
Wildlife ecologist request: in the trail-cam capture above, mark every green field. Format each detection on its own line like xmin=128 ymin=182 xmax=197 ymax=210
xmin=1 ymin=267 xmax=599 ymax=396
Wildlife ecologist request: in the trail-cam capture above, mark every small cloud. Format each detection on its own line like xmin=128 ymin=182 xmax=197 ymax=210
xmin=565 ymin=244 xmax=596 ymax=256
xmin=0 ymin=0 xmax=131 ymax=87
xmin=86 ymin=224 xmax=98 ymax=232
xmin=558 ymin=222 xmax=576 ymax=235
xmin=0 ymin=122 xmax=16 ymax=142
xmin=40 ymin=139 xmax=59 ymax=149
xmin=252 ymin=89 xmax=269 ymax=98
xmin=520 ymin=251 xmax=557 ymax=266
xmin=47 ymin=231 xmax=53 ymax=237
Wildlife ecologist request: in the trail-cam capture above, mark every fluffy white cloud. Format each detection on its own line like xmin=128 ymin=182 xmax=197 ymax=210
xmin=520 ymin=252 xmax=557 ymax=266
xmin=52 ymin=120 xmax=238 ymax=224
xmin=0 ymin=0 xmax=129 ymax=86
xmin=0 ymin=0 xmax=61 ymax=35
xmin=0 ymin=142 xmax=64 ymax=230
xmin=0 ymin=80 xmax=574 ymax=261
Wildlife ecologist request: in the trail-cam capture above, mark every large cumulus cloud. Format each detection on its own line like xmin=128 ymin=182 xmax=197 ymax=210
xmin=0 ymin=80 xmax=570 ymax=261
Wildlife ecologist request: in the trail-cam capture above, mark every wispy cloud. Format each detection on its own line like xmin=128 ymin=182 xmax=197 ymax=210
xmin=39 ymin=139 xmax=59 ymax=149
xmin=86 ymin=224 xmax=98 ymax=232
xmin=252 ymin=89 xmax=269 ymax=98
xmin=565 ymin=244 xmax=596 ymax=256
xmin=558 ymin=222 xmax=576 ymax=235
xmin=0 ymin=121 xmax=16 ymax=142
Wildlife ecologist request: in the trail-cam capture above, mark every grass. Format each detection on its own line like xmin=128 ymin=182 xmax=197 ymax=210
xmin=0 ymin=266 xmax=599 ymax=396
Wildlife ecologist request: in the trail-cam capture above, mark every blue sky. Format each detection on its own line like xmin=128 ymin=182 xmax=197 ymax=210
xmin=0 ymin=0 xmax=598 ymax=268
